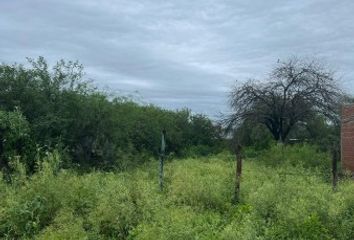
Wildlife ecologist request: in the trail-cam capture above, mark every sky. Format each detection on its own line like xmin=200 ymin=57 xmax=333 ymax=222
xmin=1 ymin=0 xmax=354 ymax=117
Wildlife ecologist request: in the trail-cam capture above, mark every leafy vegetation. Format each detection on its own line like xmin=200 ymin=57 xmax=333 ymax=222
xmin=0 ymin=57 xmax=224 ymax=172
xmin=1 ymin=145 xmax=353 ymax=239
xmin=0 ymin=56 xmax=351 ymax=239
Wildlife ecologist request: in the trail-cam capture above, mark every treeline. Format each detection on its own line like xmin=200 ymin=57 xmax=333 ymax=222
xmin=0 ymin=57 xmax=224 ymax=172
xmin=234 ymin=117 xmax=339 ymax=152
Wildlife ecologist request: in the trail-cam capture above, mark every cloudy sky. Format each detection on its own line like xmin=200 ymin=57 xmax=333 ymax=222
xmin=1 ymin=0 xmax=354 ymax=117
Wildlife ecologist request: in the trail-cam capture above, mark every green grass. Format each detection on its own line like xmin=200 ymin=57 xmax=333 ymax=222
xmin=1 ymin=145 xmax=354 ymax=239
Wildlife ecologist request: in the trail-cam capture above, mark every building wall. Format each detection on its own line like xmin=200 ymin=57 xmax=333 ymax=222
xmin=341 ymin=104 xmax=354 ymax=172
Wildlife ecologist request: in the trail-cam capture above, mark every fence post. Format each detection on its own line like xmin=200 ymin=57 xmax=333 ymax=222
xmin=332 ymin=144 xmax=338 ymax=191
xmin=233 ymin=143 xmax=243 ymax=204
xmin=159 ymin=129 xmax=166 ymax=191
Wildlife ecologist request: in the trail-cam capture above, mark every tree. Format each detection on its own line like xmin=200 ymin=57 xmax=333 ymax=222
xmin=0 ymin=109 xmax=34 ymax=170
xmin=226 ymin=57 xmax=343 ymax=143
xmin=0 ymin=57 xmax=226 ymax=171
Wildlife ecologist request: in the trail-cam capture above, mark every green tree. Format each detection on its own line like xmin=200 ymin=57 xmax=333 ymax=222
xmin=0 ymin=57 xmax=226 ymax=170
xmin=0 ymin=109 xmax=34 ymax=170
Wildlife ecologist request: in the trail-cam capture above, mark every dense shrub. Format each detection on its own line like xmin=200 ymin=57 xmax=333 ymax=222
xmin=255 ymin=144 xmax=332 ymax=178
xmin=167 ymin=156 xmax=233 ymax=211
xmin=0 ymin=109 xmax=35 ymax=171
xmin=0 ymin=58 xmax=225 ymax=170
xmin=1 ymin=148 xmax=354 ymax=239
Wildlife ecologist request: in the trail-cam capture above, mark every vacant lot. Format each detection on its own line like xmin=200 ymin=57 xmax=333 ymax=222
xmin=1 ymin=146 xmax=354 ymax=239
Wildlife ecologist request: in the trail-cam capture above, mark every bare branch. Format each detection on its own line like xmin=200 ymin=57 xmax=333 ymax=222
xmin=225 ymin=57 xmax=344 ymax=142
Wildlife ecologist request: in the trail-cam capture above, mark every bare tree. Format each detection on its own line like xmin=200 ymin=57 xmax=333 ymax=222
xmin=226 ymin=57 xmax=343 ymax=143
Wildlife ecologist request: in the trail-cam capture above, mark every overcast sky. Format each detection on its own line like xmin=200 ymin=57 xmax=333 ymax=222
xmin=1 ymin=0 xmax=354 ymax=117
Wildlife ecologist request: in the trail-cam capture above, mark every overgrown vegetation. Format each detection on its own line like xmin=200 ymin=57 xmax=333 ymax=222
xmin=1 ymin=56 xmax=352 ymax=239
xmin=0 ymin=145 xmax=353 ymax=239
xmin=0 ymin=57 xmax=224 ymax=172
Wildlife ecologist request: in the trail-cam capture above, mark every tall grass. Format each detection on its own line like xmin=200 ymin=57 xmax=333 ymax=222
xmin=0 ymin=145 xmax=353 ymax=239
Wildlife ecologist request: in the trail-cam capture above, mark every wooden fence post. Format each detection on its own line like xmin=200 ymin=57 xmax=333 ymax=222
xmin=332 ymin=144 xmax=338 ymax=191
xmin=233 ymin=143 xmax=243 ymax=204
xmin=159 ymin=129 xmax=166 ymax=191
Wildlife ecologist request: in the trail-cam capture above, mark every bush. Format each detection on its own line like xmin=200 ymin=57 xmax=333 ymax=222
xmin=36 ymin=209 xmax=88 ymax=240
xmin=0 ymin=109 xmax=36 ymax=171
xmin=87 ymin=173 xmax=142 ymax=239
xmin=167 ymin=157 xmax=233 ymax=212
xmin=180 ymin=145 xmax=220 ymax=157
xmin=130 ymin=207 xmax=222 ymax=240
xmin=1 ymin=147 xmax=354 ymax=239
xmin=0 ymin=58 xmax=226 ymax=170
xmin=256 ymin=144 xmax=331 ymax=177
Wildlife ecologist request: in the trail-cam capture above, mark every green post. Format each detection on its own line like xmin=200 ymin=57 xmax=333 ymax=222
xmin=159 ymin=130 xmax=166 ymax=191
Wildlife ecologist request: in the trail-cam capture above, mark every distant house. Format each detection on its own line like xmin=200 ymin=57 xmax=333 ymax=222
xmin=341 ymin=104 xmax=354 ymax=172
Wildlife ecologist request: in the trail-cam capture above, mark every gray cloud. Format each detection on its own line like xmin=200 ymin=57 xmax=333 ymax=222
xmin=1 ymin=0 xmax=354 ymax=117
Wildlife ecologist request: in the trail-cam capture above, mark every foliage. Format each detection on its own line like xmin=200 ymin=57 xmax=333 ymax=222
xmin=0 ymin=109 xmax=35 ymax=171
xmin=256 ymin=144 xmax=331 ymax=175
xmin=287 ymin=115 xmax=340 ymax=150
xmin=233 ymin=120 xmax=275 ymax=151
xmin=0 ymin=147 xmax=354 ymax=239
xmin=0 ymin=58 xmax=224 ymax=170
